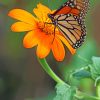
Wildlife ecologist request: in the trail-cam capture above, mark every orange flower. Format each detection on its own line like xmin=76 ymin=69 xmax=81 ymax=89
xmin=8 ymin=3 xmax=76 ymax=61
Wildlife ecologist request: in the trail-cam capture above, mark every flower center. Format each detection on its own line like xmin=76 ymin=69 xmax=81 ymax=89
xmin=38 ymin=21 xmax=59 ymax=35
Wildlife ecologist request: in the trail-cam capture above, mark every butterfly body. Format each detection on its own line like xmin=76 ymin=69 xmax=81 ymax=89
xmin=48 ymin=0 xmax=89 ymax=49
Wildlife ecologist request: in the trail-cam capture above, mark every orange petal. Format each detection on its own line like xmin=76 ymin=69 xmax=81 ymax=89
xmin=8 ymin=9 xmax=36 ymax=25
xmin=36 ymin=44 xmax=50 ymax=59
xmin=23 ymin=31 xmax=38 ymax=48
xmin=51 ymin=38 xmax=65 ymax=61
xmin=33 ymin=3 xmax=51 ymax=21
xmin=36 ymin=35 xmax=51 ymax=58
xmin=11 ymin=22 xmax=34 ymax=32
xmin=57 ymin=35 xmax=76 ymax=54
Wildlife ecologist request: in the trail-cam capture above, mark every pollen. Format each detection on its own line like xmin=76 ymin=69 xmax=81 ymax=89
xmin=38 ymin=21 xmax=59 ymax=35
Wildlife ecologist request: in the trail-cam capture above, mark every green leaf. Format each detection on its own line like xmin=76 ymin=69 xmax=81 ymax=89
xmin=89 ymin=57 xmax=100 ymax=79
xmin=54 ymin=83 xmax=76 ymax=100
xmin=92 ymin=57 xmax=100 ymax=71
xmin=89 ymin=57 xmax=100 ymax=86
xmin=72 ymin=68 xmax=91 ymax=80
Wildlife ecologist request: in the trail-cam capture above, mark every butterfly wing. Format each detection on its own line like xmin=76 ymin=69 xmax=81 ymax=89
xmin=56 ymin=14 xmax=86 ymax=49
xmin=75 ymin=0 xmax=90 ymax=18
xmin=52 ymin=0 xmax=89 ymax=17
xmin=50 ymin=0 xmax=89 ymax=49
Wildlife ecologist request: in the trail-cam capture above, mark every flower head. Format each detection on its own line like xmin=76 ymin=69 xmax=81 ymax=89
xmin=8 ymin=3 xmax=76 ymax=61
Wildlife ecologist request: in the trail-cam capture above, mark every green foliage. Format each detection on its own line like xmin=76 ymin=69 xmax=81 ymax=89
xmin=89 ymin=57 xmax=100 ymax=86
xmin=54 ymin=83 xmax=76 ymax=100
xmin=72 ymin=69 xmax=91 ymax=80
xmin=71 ymin=57 xmax=100 ymax=85
xmin=54 ymin=56 xmax=100 ymax=100
xmin=90 ymin=57 xmax=100 ymax=79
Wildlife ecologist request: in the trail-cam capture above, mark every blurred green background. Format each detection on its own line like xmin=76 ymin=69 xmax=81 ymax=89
xmin=0 ymin=0 xmax=100 ymax=100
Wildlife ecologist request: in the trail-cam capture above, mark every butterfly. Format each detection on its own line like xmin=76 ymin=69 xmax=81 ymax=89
xmin=48 ymin=0 xmax=89 ymax=49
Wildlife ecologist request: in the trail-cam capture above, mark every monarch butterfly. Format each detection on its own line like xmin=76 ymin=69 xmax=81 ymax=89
xmin=48 ymin=0 xmax=89 ymax=49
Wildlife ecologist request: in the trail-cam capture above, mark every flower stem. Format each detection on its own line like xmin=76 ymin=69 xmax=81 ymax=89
xmin=38 ymin=58 xmax=66 ymax=85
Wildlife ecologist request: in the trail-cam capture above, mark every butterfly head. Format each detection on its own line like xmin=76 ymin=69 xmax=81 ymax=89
xmin=48 ymin=13 xmax=54 ymax=19
xmin=48 ymin=13 xmax=58 ymax=25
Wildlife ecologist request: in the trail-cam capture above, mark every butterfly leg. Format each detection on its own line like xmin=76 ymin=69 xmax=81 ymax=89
xmin=44 ymin=22 xmax=56 ymax=44
xmin=51 ymin=26 xmax=56 ymax=44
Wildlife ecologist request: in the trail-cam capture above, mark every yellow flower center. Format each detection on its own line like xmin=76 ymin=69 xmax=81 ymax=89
xmin=38 ymin=20 xmax=59 ymax=35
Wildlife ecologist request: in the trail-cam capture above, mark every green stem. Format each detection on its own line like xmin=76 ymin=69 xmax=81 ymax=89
xmin=76 ymin=90 xmax=100 ymax=100
xmin=38 ymin=58 xmax=66 ymax=85
xmin=96 ymin=82 xmax=100 ymax=99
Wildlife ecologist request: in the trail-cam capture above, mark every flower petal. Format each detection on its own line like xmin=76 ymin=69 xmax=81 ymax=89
xmin=8 ymin=9 xmax=36 ymax=25
xmin=36 ymin=33 xmax=52 ymax=58
xmin=51 ymin=38 xmax=65 ymax=61
xmin=33 ymin=3 xmax=51 ymax=21
xmin=36 ymin=41 xmax=51 ymax=59
xmin=23 ymin=31 xmax=38 ymax=48
xmin=57 ymin=35 xmax=76 ymax=54
xmin=11 ymin=22 xmax=34 ymax=32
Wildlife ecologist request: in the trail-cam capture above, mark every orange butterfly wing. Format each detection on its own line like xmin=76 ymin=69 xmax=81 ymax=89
xmin=52 ymin=0 xmax=89 ymax=17
xmin=52 ymin=6 xmax=80 ymax=16
xmin=48 ymin=0 xmax=89 ymax=49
